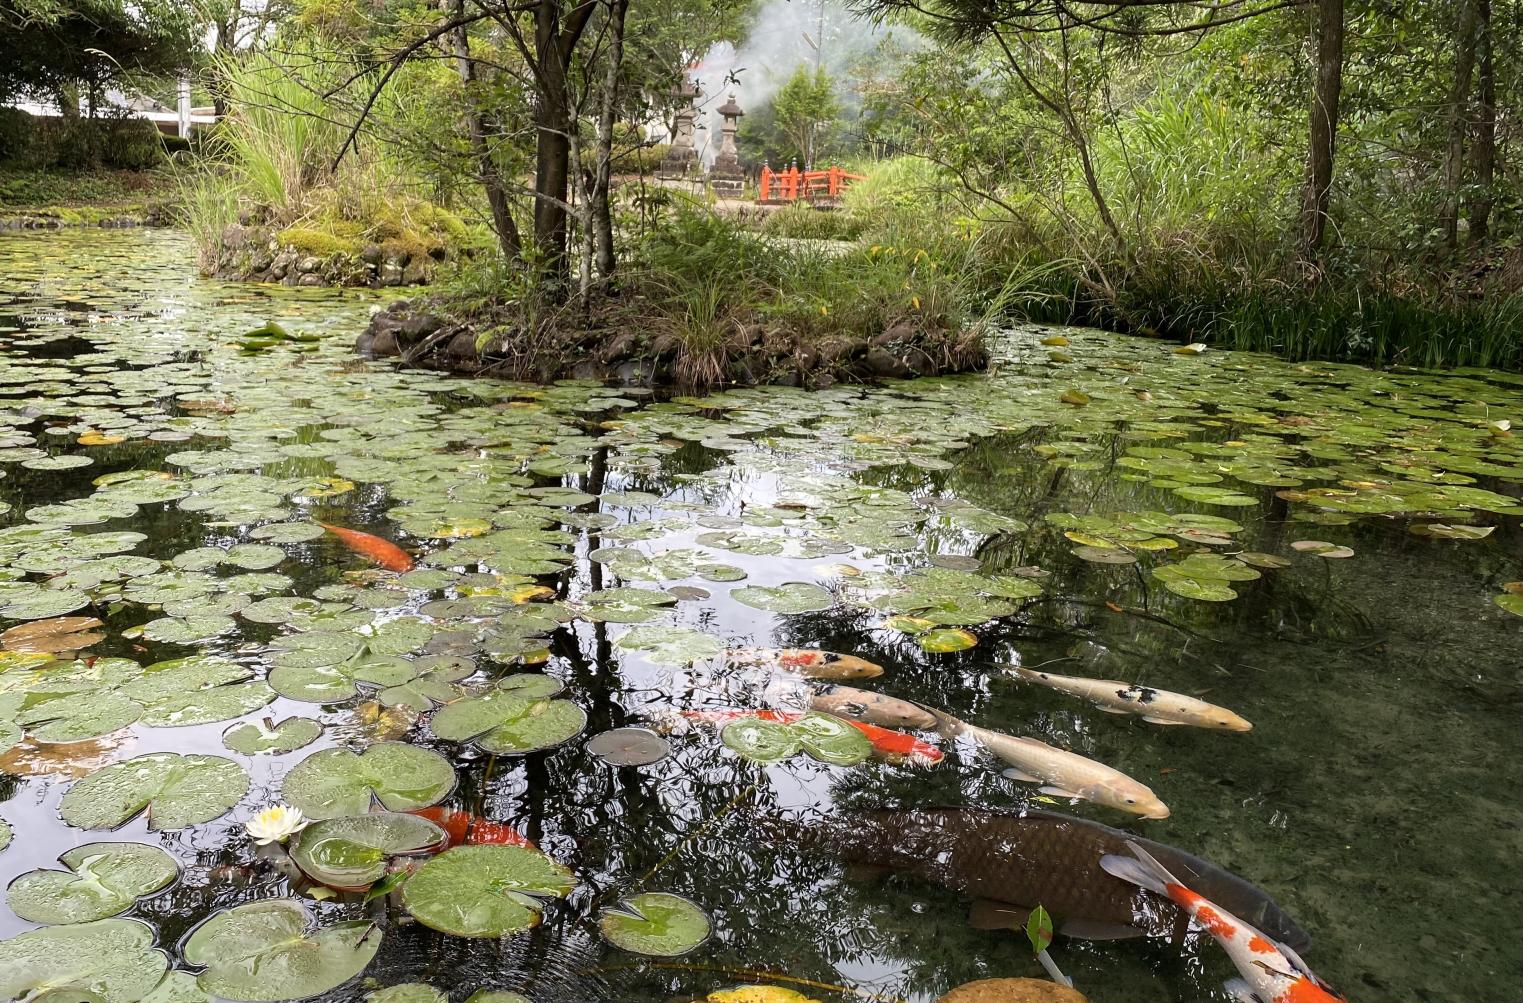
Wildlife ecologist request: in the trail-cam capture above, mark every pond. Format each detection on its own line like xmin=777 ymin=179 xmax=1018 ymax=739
xmin=0 ymin=228 xmax=1518 ymax=1003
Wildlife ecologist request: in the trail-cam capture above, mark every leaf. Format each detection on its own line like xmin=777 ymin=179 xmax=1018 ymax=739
xmin=613 ymin=625 xmax=724 ymax=666
xmin=730 ymin=582 xmax=834 ymax=614
xmin=222 ymin=716 xmax=323 ymax=755
xmin=585 ymin=727 xmax=670 ymax=767
xmin=182 ymin=899 xmax=382 ymax=1002
xmin=1025 ymin=903 xmax=1054 ymax=954
xmin=7 ymin=842 xmax=178 ymax=924
xmin=289 ymin=813 xmax=447 ymax=889
xmin=1 ymin=615 xmax=104 ymax=653
xmin=60 ymin=752 xmax=250 ymax=831
xmin=429 ymin=675 xmax=587 ymax=755
xmin=720 ymin=718 xmax=801 ymax=763
xmin=918 ymin=627 xmax=978 ymax=652
xmin=598 ymin=892 xmax=711 ymax=956
xmin=1493 ymin=593 xmax=1523 ymax=617
xmin=0 ymin=918 xmax=169 ymax=1003
xmin=366 ymin=985 xmax=448 ymax=1003
xmin=401 ymin=844 xmax=575 ymax=937
xmin=281 ymin=743 xmax=455 ymax=820
xmin=791 ymin=713 xmax=871 ymax=765
xmin=121 ymin=655 xmax=274 ymax=726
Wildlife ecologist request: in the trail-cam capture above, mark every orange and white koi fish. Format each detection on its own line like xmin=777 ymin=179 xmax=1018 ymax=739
xmin=406 ymin=806 xmax=536 ymax=850
xmin=725 ymin=648 xmax=883 ymax=680
xmin=1102 ymin=841 xmax=1346 ymax=1003
xmin=680 ymin=709 xmax=942 ymax=765
xmin=1008 ymin=666 xmax=1253 ymax=731
xmin=810 ymin=684 xmax=938 ymax=730
xmin=317 ymin=522 xmax=415 ymax=572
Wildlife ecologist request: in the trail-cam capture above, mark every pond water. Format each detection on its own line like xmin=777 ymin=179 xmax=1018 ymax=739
xmin=0 ymin=228 xmax=1519 ymax=1003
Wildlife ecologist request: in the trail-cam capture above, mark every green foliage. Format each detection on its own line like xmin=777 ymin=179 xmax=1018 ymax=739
xmin=758 ymin=204 xmax=865 ymax=241
xmin=0 ymin=0 xmax=196 ymax=104
xmin=0 ymin=111 xmax=169 ymax=171
xmin=742 ymin=66 xmax=841 ymax=166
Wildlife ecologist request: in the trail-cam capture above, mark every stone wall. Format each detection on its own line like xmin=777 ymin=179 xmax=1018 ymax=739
xmin=210 ymin=224 xmax=445 ymax=288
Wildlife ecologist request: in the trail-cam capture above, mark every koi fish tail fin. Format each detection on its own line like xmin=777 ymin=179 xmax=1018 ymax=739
xmin=1100 ymin=839 xmax=1186 ymax=896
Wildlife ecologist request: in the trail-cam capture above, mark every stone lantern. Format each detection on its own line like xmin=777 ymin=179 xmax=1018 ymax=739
xmin=658 ymin=74 xmax=701 ymax=178
xmin=708 ymin=93 xmax=745 ymax=198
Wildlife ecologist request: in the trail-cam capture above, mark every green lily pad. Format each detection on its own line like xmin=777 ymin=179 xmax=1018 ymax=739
xmin=281 ymin=743 xmax=455 ymax=819
xmin=613 ymin=625 xmax=724 ymax=666
xmin=0 ymin=817 xmax=10 ymax=851
xmin=121 ymin=656 xmax=275 ymax=726
xmin=720 ymin=718 xmax=802 ymax=763
xmin=1493 ymin=593 xmax=1523 ymax=617
xmin=8 ymin=842 xmax=179 ymax=924
xmin=579 ymin=587 xmax=679 ymax=624
xmin=366 ymin=986 xmax=448 ymax=1003
xmin=464 ymin=992 xmax=530 ymax=1003
xmin=60 ymin=753 xmax=250 ymax=830
xmin=400 ymin=844 xmax=575 ymax=937
xmin=598 ymin=892 xmax=711 ymax=957
xmin=730 ymin=582 xmax=834 ymax=614
xmin=791 ymin=712 xmax=872 ymax=765
xmin=289 ymin=812 xmax=447 ymax=888
xmin=0 ymin=918 xmax=169 ymax=1003
xmin=182 ymin=899 xmax=382 ymax=1002
xmin=429 ymin=674 xmax=587 ymax=755
xmin=918 ymin=627 xmax=979 ymax=653
xmin=222 ymin=716 xmax=323 ymax=755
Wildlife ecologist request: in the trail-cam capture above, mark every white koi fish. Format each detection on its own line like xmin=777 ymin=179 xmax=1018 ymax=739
xmin=1102 ymin=841 xmax=1346 ymax=1003
xmin=1008 ymin=665 xmax=1252 ymax=731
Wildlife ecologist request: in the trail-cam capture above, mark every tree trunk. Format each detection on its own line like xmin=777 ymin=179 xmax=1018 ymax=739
xmin=591 ymin=0 xmax=628 ymax=279
xmin=1301 ymin=0 xmax=1344 ymax=261
xmin=449 ymin=0 xmax=521 ymax=261
xmin=532 ymin=0 xmax=574 ymax=295
xmin=1441 ymin=0 xmax=1481 ymax=249
xmin=1466 ymin=0 xmax=1495 ymax=245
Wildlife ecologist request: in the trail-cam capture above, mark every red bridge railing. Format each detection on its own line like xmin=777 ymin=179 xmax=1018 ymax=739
xmin=757 ymin=164 xmax=865 ymax=203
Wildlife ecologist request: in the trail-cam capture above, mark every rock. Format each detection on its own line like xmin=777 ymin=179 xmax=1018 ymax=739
xmin=615 ymin=360 xmax=655 ymax=384
xmin=370 ymin=328 xmax=400 ymax=357
xmin=874 ymin=321 xmax=918 ymax=347
xmin=818 ymin=336 xmax=866 ymax=363
xmin=864 ymin=346 xmax=913 ymax=378
xmin=571 ymin=360 xmax=608 ymax=380
xmin=297 ymin=273 xmax=325 ymax=287
xmin=380 ymin=257 xmax=406 ymax=287
xmin=249 ymin=250 xmax=275 ymax=273
xmin=354 ymin=332 xmax=375 ymax=354
xmin=598 ymin=332 xmax=638 ymax=364
xmin=399 ymin=312 xmax=444 ymax=341
xmin=359 ymin=244 xmax=384 ymax=265
xmin=937 ymin=978 xmax=1088 ymax=1003
xmin=295 ymin=255 xmax=322 ymax=274
xmin=904 ymin=347 xmax=939 ymax=376
xmin=807 ymin=372 xmax=836 ymax=390
xmin=444 ymin=331 xmax=478 ymax=360
xmin=770 ymin=371 xmax=800 ymax=387
xmin=401 ymin=256 xmax=429 ymax=285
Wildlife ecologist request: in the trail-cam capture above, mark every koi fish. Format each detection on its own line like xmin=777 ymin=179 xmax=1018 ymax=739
xmin=317 ymin=522 xmax=415 ymax=572
xmin=1008 ymin=666 xmax=1253 ymax=731
xmin=923 ymin=706 xmax=1169 ymax=819
xmin=407 ymin=807 xmax=536 ymax=849
xmin=810 ymin=684 xmax=937 ymax=730
xmin=725 ymin=648 xmax=883 ymax=679
xmin=680 ymin=709 xmax=942 ymax=765
xmin=1102 ymin=841 xmax=1344 ymax=1002
xmin=815 ymin=808 xmax=1310 ymax=949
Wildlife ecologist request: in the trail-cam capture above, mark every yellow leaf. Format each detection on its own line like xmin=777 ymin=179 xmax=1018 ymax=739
xmin=911 ymin=296 xmax=920 ymax=310
xmin=707 ymin=988 xmax=821 ymax=1003
xmin=78 ymin=431 xmax=126 ymax=446
xmin=1039 ymin=335 xmax=1069 ymax=346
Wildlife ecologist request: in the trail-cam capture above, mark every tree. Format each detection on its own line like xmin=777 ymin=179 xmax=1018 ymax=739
xmin=772 ymin=65 xmax=839 ymax=165
xmin=0 ymin=0 xmax=197 ymax=111
xmin=1301 ymin=0 xmax=1344 ymax=260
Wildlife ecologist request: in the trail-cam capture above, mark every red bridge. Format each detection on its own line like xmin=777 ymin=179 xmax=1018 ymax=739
xmin=757 ymin=165 xmax=865 ymax=204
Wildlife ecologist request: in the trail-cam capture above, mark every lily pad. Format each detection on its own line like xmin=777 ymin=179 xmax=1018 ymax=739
xmin=222 ymin=716 xmax=323 ymax=755
xmin=720 ymin=718 xmax=801 ymax=763
xmin=7 ymin=842 xmax=179 ymax=924
xmin=586 ymin=727 xmax=670 ymax=767
xmin=281 ymin=743 xmax=455 ymax=819
xmin=366 ymin=986 xmax=448 ymax=1003
xmin=182 ymin=899 xmax=382 ymax=1002
xmin=60 ymin=753 xmax=250 ymax=830
xmin=730 ymin=582 xmax=834 ymax=614
xmin=400 ymin=844 xmax=575 ymax=937
xmin=429 ymin=674 xmax=587 ymax=755
xmin=791 ymin=712 xmax=872 ymax=765
xmin=613 ymin=625 xmax=724 ymax=666
xmin=598 ymin=892 xmax=711 ymax=957
xmin=918 ymin=627 xmax=979 ymax=653
xmin=0 ymin=918 xmax=169 ymax=1003
xmin=1 ymin=615 xmax=105 ymax=653
xmin=289 ymin=812 xmax=447 ymax=888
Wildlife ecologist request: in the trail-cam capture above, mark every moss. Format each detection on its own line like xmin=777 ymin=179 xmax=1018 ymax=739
xmin=275 ymin=227 xmax=363 ymax=259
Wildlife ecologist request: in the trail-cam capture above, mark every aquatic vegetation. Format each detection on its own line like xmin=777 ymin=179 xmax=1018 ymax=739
xmin=599 ymin=892 xmax=712 ymax=956
xmin=400 ymin=844 xmax=575 ymax=937
xmin=288 ymin=812 xmax=447 ymax=888
xmin=7 ymin=842 xmax=177 ymax=924
xmin=60 ymin=753 xmax=250 ymax=831
xmin=245 ymin=804 xmax=311 ymax=845
xmin=183 ymin=899 xmax=383 ymax=1001
xmin=281 ymin=744 xmax=455 ymax=820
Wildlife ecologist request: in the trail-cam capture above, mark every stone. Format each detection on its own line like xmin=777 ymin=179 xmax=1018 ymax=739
xmin=571 ymin=360 xmax=607 ymax=380
xmin=296 ymin=256 xmax=322 ymax=274
xmin=808 ymin=372 xmax=836 ymax=390
xmin=874 ymin=321 xmax=917 ymax=347
xmin=359 ymin=244 xmax=384 ymax=265
xmin=818 ymin=336 xmax=866 ymax=363
xmin=380 ymin=258 xmax=405 ymax=287
xmin=401 ymin=257 xmax=429 ymax=285
xmin=371 ymin=329 xmax=400 ymax=357
xmin=864 ymin=347 xmax=913 ymax=378
xmin=770 ymin=371 xmax=800 ymax=387
xmin=297 ymin=273 xmax=325 ymax=287
xmin=399 ymin=312 xmax=444 ymax=341
xmin=937 ymin=979 xmax=1088 ymax=1003
xmin=354 ymin=332 xmax=375 ymax=354
xmin=445 ymin=331 xmax=478 ymax=359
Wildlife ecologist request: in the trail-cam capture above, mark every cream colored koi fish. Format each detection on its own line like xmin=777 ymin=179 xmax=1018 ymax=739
xmin=923 ymin=706 xmax=1170 ymax=819
xmin=1008 ymin=666 xmax=1253 ymax=731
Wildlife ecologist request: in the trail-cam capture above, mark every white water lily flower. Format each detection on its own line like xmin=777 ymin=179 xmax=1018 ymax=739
xmin=245 ymin=804 xmax=309 ymax=845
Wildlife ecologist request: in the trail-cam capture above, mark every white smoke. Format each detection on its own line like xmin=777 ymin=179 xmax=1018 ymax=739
xmin=684 ymin=0 xmax=920 ymax=166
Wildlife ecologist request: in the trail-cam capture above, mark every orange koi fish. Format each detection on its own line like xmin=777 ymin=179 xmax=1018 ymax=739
xmin=680 ymin=709 xmax=943 ymax=766
xmin=724 ymin=648 xmax=883 ymax=680
xmin=1102 ymin=842 xmax=1346 ymax=1003
xmin=407 ymin=806 xmax=536 ymax=850
xmin=317 ymin=522 xmax=415 ymax=572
